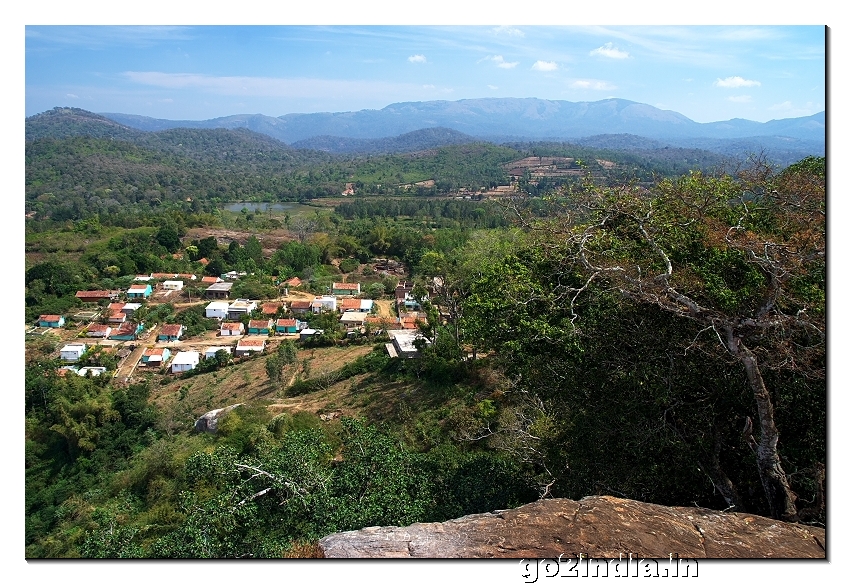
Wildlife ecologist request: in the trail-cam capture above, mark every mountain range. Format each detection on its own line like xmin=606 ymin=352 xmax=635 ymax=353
xmin=27 ymin=97 xmax=825 ymax=163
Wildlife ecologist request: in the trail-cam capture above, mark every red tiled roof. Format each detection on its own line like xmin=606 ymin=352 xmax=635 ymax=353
xmin=340 ymin=298 xmax=361 ymax=310
xmin=237 ymin=338 xmax=266 ymax=347
xmin=332 ymin=282 xmax=360 ymax=290
xmin=262 ymin=303 xmax=281 ymax=314
xmin=150 ymin=273 xmax=176 ymax=279
xmin=176 ymin=273 xmax=195 ymax=279
xmin=248 ymin=319 xmax=272 ymax=329
xmin=201 ymin=276 xmax=219 ymax=284
xmin=221 ymin=322 xmax=244 ymax=331
xmin=76 ymin=290 xmax=117 ymax=299
xmin=276 ymin=318 xmax=297 ymax=327
xmin=87 ymin=324 xmax=111 ymax=333
xmin=107 ymin=302 xmax=126 ymax=310
xmin=39 ymin=314 xmax=62 ymax=322
xmin=285 ymin=277 xmax=302 ymax=286
xmin=111 ymin=322 xmax=138 ymax=336
xmin=290 ymin=300 xmax=311 ymax=309
xmin=145 ymin=347 xmax=167 ymax=357
xmin=159 ymin=324 xmax=184 ymax=336
xmin=198 ymin=258 xmax=210 ymax=266
xmin=129 ymin=284 xmax=149 ymax=291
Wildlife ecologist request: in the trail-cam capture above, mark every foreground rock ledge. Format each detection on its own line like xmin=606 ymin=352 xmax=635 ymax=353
xmin=318 ymin=496 xmax=825 ymax=558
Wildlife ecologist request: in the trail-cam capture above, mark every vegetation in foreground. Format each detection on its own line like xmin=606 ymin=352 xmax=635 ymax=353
xmin=24 ymin=139 xmax=825 ymax=556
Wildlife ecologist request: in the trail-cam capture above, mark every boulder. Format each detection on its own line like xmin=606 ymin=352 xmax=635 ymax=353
xmin=318 ymin=496 xmax=825 ymax=559
xmin=193 ymin=403 xmax=243 ymax=434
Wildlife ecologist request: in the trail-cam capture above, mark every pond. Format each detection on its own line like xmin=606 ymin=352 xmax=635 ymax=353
xmin=223 ymin=202 xmax=298 ymax=212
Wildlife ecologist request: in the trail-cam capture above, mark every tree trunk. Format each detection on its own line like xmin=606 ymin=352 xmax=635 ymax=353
xmin=724 ymin=327 xmax=799 ymax=521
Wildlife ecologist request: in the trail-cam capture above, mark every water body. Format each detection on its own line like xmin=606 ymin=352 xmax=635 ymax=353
xmin=223 ymin=202 xmax=297 ymax=212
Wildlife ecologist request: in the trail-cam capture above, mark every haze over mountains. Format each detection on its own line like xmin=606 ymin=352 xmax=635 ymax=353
xmin=27 ymin=97 xmax=824 ymax=163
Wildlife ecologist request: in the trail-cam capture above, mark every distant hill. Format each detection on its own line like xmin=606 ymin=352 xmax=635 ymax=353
xmin=25 ymin=107 xmax=144 ymax=141
xmin=99 ymin=98 xmax=825 ymax=148
xmin=291 ymin=127 xmax=477 ymax=154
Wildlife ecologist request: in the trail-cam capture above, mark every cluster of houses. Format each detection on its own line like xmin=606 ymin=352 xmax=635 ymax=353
xmin=42 ymin=273 xmax=442 ymax=377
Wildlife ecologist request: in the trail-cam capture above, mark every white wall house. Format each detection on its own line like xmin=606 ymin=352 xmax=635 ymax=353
xmin=203 ymin=346 xmax=233 ymax=360
xmin=60 ymin=344 xmax=87 ymax=362
xmin=205 ymin=301 xmax=230 ymax=319
xmin=163 ymin=280 xmax=184 ymax=291
xmin=171 ymin=351 xmax=200 ymax=373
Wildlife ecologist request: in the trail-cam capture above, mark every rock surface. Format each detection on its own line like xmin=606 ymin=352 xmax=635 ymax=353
xmin=193 ymin=403 xmax=243 ymax=434
xmin=318 ymin=496 xmax=825 ymax=558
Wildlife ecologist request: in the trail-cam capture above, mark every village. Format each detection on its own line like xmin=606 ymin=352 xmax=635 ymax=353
xmin=30 ymin=270 xmax=436 ymax=383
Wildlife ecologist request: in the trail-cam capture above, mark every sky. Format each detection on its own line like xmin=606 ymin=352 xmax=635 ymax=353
xmin=25 ymin=24 xmax=825 ymax=124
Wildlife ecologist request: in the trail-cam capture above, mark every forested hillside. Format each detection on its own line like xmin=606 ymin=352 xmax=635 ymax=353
xmin=24 ymin=108 xmax=825 ymax=558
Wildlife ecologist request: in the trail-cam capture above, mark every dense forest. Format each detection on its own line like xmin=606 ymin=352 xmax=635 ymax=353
xmin=24 ymin=109 xmax=825 ymax=558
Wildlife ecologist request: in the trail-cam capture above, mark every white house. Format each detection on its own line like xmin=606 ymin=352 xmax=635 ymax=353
xmin=235 ymin=338 xmax=266 ymax=357
xmin=311 ymin=295 xmax=337 ymax=313
xmin=76 ymin=367 xmax=108 ymax=377
xmin=162 ymin=280 xmax=184 ymax=291
xmin=340 ymin=311 xmax=368 ymax=329
xmin=60 ymin=344 xmax=87 ymax=362
xmin=171 ymin=351 xmax=200 ymax=373
xmin=205 ymin=301 xmax=230 ymax=319
xmin=227 ymin=299 xmax=257 ymax=320
xmin=386 ymin=330 xmax=430 ymax=359
xmin=203 ymin=346 xmax=233 ymax=360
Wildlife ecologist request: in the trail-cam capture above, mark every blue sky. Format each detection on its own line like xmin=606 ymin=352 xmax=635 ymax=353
xmin=25 ymin=23 xmax=825 ymax=124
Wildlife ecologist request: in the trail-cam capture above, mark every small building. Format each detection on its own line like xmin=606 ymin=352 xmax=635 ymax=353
xmin=203 ymin=346 xmax=233 ymax=360
xmin=311 ymin=295 xmax=337 ymax=313
xmin=235 ymin=338 xmax=266 ymax=357
xmin=289 ymin=300 xmax=312 ymax=315
xmin=86 ymin=323 xmax=112 ymax=338
xmin=332 ymin=282 xmax=361 ymax=296
xmin=150 ymin=273 xmax=177 ymax=280
xmin=227 ymin=298 xmax=257 ymax=320
xmin=133 ymin=275 xmax=152 ymax=282
xmin=275 ymin=318 xmax=299 ymax=334
xmin=176 ymin=273 xmax=197 ymax=281
xmin=338 ymin=298 xmax=373 ymax=313
xmin=142 ymin=347 xmax=171 ymax=367
xmin=109 ymin=322 xmax=143 ymax=341
xmin=76 ymin=366 xmax=108 ymax=377
xmin=60 ymin=343 xmax=87 ymax=362
xmin=340 ymin=311 xmax=368 ymax=329
xmin=299 ymin=328 xmax=324 ymax=341
xmin=162 ymin=280 xmax=184 ymax=291
xmin=105 ymin=309 xmax=127 ymax=324
xmin=201 ymin=276 xmax=222 ymax=285
xmin=386 ymin=330 xmax=430 ymax=359
xmin=127 ymin=284 xmax=152 ymax=299
xmin=220 ymin=322 xmax=245 ymax=336
xmin=284 ymin=277 xmax=302 ymax=287
xmin=261 ymin=302 xmax=282 ymax=316
xmin=75 ymin=290 xmax=120 ymax=302
xmin=247 ymin=319 xmax=273 ymax=335
xmin=205 ymin=301 xmax=230 ymax=319
xmin=158 ymin=324 xmax=185 ymax=342
xmin=205 ymin=282 xmax=234 ymax=300
xmin=37 ymin=314 xmax=65 ymax=328
xmin=171 ymin=351 xmax=200 ymax=373
xmin=122 ymin=303 xmax=142 ymax=315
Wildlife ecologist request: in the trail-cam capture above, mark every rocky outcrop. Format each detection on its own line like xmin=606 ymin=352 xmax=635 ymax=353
xmin=193 ymin=403 xmax=243 ymax=434
xmin=318 ymin=496 xmax=825 ymax=558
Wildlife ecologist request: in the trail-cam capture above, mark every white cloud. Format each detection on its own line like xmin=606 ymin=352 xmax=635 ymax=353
xmin=532 ymin=60 xmax=558 ymax=72
xmin=589 ymin=42 xmax=630 ymax=59
xmin=481 ymin=55 xmax=518 ymax=69
xmin=570 ymin=79 xmax=616 ymax=90
xmin=491 ymin=26 xmax=524 ymax=38
xmin=488 ymin=85 xmax=498 ymax=90
xmin=408 ymin=54 xmax=427 ymax=64
xmin=728 ymin=95 xmax=752 ymax=103
xmin=422 ymin=84 xmax=435 ymax=90
xmin=66 ymin=93 xmax=78 ymax=99
xmin=715 ymin=76 xmax=761 ymax=88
